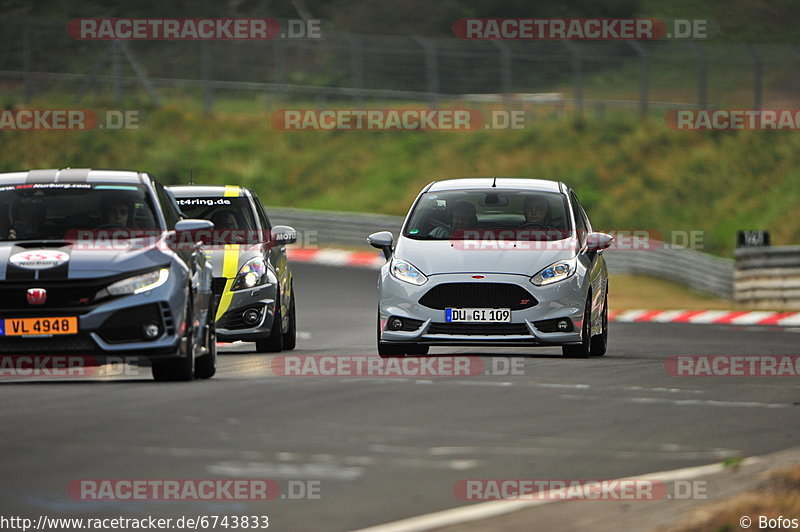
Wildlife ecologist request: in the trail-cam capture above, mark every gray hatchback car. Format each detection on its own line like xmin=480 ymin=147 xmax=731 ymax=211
xmin=0 ymin=168 xmax=217 ymax=381
xmin=369 ymin=178 xmax=612 ymax=358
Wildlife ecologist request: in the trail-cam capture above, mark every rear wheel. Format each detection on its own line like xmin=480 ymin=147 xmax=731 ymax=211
xmin=562 ymin=294 xmax=591 ymax=359
xmin=282 ymin=289 xmax=297 ymax=351
xmin=590 ymin=289 xmax=608 ymax=357
xmin=255 ymin=300 xmax=284 ymax=353
xmin=153 ymin=299 xmax=196 ymax=381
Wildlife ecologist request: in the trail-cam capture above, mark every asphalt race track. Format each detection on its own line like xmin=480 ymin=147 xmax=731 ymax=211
xmin=1 ymin=262 xmax=799 ymax=531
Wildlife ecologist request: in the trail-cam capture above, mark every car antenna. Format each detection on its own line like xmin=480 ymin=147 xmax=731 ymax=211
xmin=189 ymin=169 xmax=193 ymax=185
xmin=491 ymin=176 xmax=497 ymax=188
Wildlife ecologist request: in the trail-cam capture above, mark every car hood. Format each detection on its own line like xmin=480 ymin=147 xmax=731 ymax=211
xmin=204 ymin=244 xmax=264 ymax=278
xmin=394 ymin=236 xmax=578 ymax=277
xmin=0 ymin=241 xmax=171 ymax=280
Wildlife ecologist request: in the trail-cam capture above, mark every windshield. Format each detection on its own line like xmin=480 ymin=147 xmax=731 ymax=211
xmin=174 ymin=197 xmax=257 ymax=231
xmin=0 ymin=183 xmax=159 ymax=242
xmin=403 ymin=189 xmax=572 ymax=240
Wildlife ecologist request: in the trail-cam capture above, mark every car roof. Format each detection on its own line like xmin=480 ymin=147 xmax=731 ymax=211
xmin=0 ymin=168 xmax=150 ymax=185
xmin=167 ymin=185 xmax=249 ymax=198
xmin=427 ymin=178 xmax=564 ymax=193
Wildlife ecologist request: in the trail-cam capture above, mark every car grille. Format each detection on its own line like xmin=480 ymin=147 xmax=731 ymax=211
xmin=427 ymin=323 xmax=530 ymax=336
xmin=221 ymin=306 xmax=264 ymax=330
xmin=419 ymin=283 xmax=537 ymax=311
xmin=97 ymin=303 xmax=164 ymax=344
xmin=0 ymin=334 xmax=96 ymax=355
xmin=0 ymin=277 xmax=119 ymax=312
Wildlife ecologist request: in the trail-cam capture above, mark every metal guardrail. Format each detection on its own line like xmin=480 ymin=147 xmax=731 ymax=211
xmin=268 ymin=206 xmax=735 ymax=298
xmin=735 ymin=246 xmax=800 ymax=309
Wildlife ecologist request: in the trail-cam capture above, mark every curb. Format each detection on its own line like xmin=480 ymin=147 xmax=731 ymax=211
xmin=286 ymin=249 xmax=800 ymax=327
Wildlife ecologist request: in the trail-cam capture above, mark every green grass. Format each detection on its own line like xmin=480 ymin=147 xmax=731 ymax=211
xmin=1 ymin=104 xmax=799 ymax=257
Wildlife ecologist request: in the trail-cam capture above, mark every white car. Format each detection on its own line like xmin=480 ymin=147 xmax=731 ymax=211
xmin=368 ymin=178 xmax=612 ymax=358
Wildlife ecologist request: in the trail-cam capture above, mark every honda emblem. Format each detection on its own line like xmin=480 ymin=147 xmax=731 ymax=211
xmin=27 ymin=288 xmax=47 ymax=305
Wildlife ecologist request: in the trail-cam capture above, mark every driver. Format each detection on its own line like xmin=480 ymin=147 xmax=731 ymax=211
xmin=7 ymin=199 xmax=44 ymax=240
xmin=521 ymin=196 xmax=551 ymax=226
xmin=103 ymin=201 xmax=131 ymax=227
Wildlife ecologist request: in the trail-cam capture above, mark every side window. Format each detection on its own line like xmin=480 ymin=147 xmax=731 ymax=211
xmin=570 ymin=191 xmax=589 ymax=247
xmin=153 ymin=181 xmax=181 ymax=229
xmin=252 ymin=195 xmax=271 ymax=232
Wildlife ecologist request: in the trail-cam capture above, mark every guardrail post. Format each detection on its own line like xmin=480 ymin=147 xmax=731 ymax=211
xmin=413 ymin=36 xmax=439 ymax=108
xmin=686 ymin=41 xmax=708 ymax=109
xmin=627 ymin=40 xmax=649 ymax=116
xmin=562 ymin=41 xmax=583 ymax=120
xmin=743 ymin=44 xmax=762 ymax=110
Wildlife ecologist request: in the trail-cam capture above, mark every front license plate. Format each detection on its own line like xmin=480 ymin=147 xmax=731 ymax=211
xmin=1 ymin=316 xmax=78 ymax=336
xmin=445 ymin=308 xmax=511 ymax=323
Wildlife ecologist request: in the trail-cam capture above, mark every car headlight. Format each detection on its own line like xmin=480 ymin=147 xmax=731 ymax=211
xmin=390 ymin=258 xmax=428 ymax=285
xmin=103 ymin=268 xmax=170 ymax=297
xmin=530 ymin=257 xmax=577 ymax=286
xmin=231 ymin=257 xmax=270 ymax=291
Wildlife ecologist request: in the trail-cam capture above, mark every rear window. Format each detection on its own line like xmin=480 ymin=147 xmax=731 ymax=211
xmin=174 ymin=197 xmax=257 ymax=231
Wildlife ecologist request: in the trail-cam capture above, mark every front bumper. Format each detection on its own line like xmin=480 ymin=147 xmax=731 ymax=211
xmin=213 ymin=280 xmax=277 ymax=342
xmin=0 ymin=263 xmax=189 ymax=362
xmin=378 ymin=271 xmax=587 ymax=347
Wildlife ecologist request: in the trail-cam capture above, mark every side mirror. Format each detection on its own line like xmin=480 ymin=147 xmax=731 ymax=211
xmin=271 ymin=225 xmax=297 ymax=245
xmin=174 ymin=219 xmax=214 ymax=244
xmin=368 ymin=231 xmax=394 ymax=260
xmin=587 ymin=232 xmax=613 ymax=252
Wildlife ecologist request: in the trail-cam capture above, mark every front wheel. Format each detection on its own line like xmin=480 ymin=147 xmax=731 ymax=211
xmin=282 ymin=289 xmax=297 ymax=351
xmin=255 ymin=300 xmax=283 ymax=353
xmin=195 ymin=308 xmax=217 ymax=379
xmin=590 ymin=289 xmax=608 ymax=357
xmin=562 ymin=294 xmax=591 ymax=359
xmin=153 ymin=300 xmax=196 ymax=381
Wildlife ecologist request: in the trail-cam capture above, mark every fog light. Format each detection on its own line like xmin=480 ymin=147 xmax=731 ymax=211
xmin=243 ymin=308 xmax=261 ymax=325
xmin=558 ymin=320 xmax=570 ymax=331
xmin=143 ymin=321 xmax=161 ymax=339
xmin=389 ymin=318 xmax=404 ymax=331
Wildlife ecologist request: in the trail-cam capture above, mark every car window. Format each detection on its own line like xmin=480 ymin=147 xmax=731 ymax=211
xmin=569 ymin=191 xmax=590 ymax=246
xmin=0 ymin=182 xmax=160 ymax=240
xmin=403 ymin=189 xmax=571 ymax=240
xmin=153 ymin=182 xmax=181 ymax=229
xmin=173 ymin=196 xmax=257 ymax=231
xmin=252 ymin=195 xmax=272 ymax=232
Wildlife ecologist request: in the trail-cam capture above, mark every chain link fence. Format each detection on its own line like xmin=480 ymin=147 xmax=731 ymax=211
xmin=1 ymin=18 xmax=798 ymax=114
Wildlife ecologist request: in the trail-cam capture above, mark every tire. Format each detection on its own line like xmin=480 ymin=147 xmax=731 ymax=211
xmin=282 ymin=289 xmax=297 ymax=351
xmin=590 ymin=289 xmax=608 ymax=357
xmin=195 ymin=308 xmax=217 ymax=379
xmin=377 ymin=312 xmax=405 ymax=358
xmin=153 ymin=299 xmax=196 ymax=381
xmin=562 ymin=294 xmax=591 ymax=359
xmin=255 ymin=300 xmax=283 ymax=353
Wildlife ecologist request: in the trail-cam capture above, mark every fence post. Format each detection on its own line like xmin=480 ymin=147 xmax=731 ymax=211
xmin=562 ymin=41 xmax=583 ymax=120
xmin=412 ymin=35 xmax=439 ymax=107
xmin=686 ymin=41 xmax=708 ymax=109
xmin=627 ymin=40 xmax=648 ymax=116
xmin=743 ymin=44 xmax=762 ymax=110
xmin=112 ymin=40 xmax=123 ymax=106
xmin=490 ymin=40 xmax=512 ymax=99
xmin=347 ymin=33 xmax=364 ymax=106
xmin=201 ymin=40 xmax=213 ymax=114
xmin=22 ymin=16 xmax=32 ymax=104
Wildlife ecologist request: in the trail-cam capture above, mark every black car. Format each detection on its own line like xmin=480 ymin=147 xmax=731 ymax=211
xmin=168 ymin=185 xmax=297 ymax=353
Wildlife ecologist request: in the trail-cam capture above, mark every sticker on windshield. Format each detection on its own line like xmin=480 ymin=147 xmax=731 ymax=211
xmin=9 ymin=250 xmax=70 ymax=270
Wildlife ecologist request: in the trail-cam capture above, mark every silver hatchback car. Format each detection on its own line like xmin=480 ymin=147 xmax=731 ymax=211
xmin=369 ymin=178 xmax=612 ymax=358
